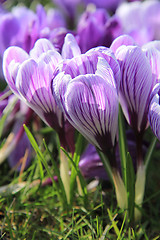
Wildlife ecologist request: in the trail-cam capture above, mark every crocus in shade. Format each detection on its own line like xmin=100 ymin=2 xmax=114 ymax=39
xmin=52 ymin=47 xmax=120 ymax=153
xmin=3 ymin=37 xmax=77 ymax=152
xmin=76 ymin=6 xmax=122 ymax=53
xmin=148 ymin=83 xmax=160 ymax=141
xmin=8 ymin=120 xmax=32 ymax=171
xmin=83 ymin=0 xmax=124 ymax=12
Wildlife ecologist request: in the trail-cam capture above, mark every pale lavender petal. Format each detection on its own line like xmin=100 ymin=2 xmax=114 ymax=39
xmin=95 ymin=57 xmax=117 ymax=89
xmin=142 ymin=45 xmax=160 ymax=85
xmin=62 ymin=33 xmax=81 ymax=59
xmin=110 ymin=34 xmax=135 ymax=54
xmin=143 ymin=40 xmax=160 ymax=51
xmin=63 ymin=74 xmax=119 ymax=151
xmin=86 ymin=46 xmax=120 ymax=90
xmin=3 ymin=46 xmax=29 ymax=94
xmin=29 ymin=38 xmax=56 ymax=60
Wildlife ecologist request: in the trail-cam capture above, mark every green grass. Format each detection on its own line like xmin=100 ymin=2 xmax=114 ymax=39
xmin=0 ymin=125 xmax=160 ymax=240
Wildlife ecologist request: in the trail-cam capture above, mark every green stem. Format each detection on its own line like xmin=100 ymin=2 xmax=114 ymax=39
xmin=97 ymin=149 xmax=113 ymax=186
xmin=144 ymin=135 xmax=157 ymax=171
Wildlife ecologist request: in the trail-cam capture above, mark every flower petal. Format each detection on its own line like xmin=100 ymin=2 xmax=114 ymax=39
xmin=63 ymin=74 xmax=119 ymax=151
xmin=110 ymin=34 xmax=135 ymax=54
xmin=16 ymin=58 xmax=61 ymax=127
xmin=148 ymin=83 xmax=160 ymax=140
xmin=3 ymin=46 xmax=29 ymax=94
xmin=61 ymin=33 xmax=81 ymax=59
xmin=142 ymin=43 xmax=160 ymax=85
xmin=116 ymin=45 xmax=153 ymax=132
xmin=29 ymin=38 xmax=56 ymax=60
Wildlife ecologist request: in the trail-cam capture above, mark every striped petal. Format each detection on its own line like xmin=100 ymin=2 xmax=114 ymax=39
xmin=142 ymin=43 xmax=160 ymax=85
xmin=110 ymin=34 xmax=135 ymax=54
xmin=16 ymin=58 xmax=62 ymax=128
xmin=3 ymin=46 xmax=29 ymax=94
xmin=148 ymin=83 xmax=160 ymax=140
xmin=116 ymin=45 xmax=153 ymax=132
xmin=62 ymin=74 xmax=119 ymax=151
xmin=86 ymin=46 xmax=120 ymax=90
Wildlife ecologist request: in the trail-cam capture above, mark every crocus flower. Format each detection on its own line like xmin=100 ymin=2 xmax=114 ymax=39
xmin=76 ymin=6 xmax=122 ymax=53
xmin=3 ymin=36 xmax=77 ymax=153
xmin=116 ymin=0 xmax=160 ymax=46
xmin=52 ymin=46 xmax=120 ymax=153
xmin=79 ymin=144 xmax=108 ymax=180
xmin=8 ymin=119 xmax=32 ymax=171
xmin=112 ymin=35 xmax=154 ymax=134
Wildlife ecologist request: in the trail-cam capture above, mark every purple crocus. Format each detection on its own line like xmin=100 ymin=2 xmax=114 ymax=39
xmin=112 ymin=35 xmax=154 ymax=135
xmin=76 ymin=6 xmax=122 ymax=53
xmin=8 ymin=119 xmax=32 ymax=171
xmin=116 ymin=0 xmax=160 ymax=46
xmin=52 ymin=46 xmax=120 ymax=154
xmin=111 ymin=35 xmax=158 ymax=169
xmin=3 ymin=36 xmax=77 ymax=153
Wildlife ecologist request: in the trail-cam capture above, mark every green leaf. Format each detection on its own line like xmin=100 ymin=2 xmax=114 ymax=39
xmin=118 ymin=105 xmax=128 ymax=187
xmin=69 ymin=133 xmax=87 ymax=205
xmin=96 ymin=149 xmax=113 ymax=186
xmin=43 ymin=139 xmax=68 ymax=207
xmin=23 ymin=124 xmax=66 ymax=208
xmin=144 ymin=135 xmax=157 ymax=172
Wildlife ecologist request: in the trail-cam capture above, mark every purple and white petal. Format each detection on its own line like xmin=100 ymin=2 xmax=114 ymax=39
xmin=116 ymin=45 xmax=153 ymax=132
xmin=95 ymin=57 xmax=117 ymax=89
xmin=3 ymin=46 xmax=29 ymax=94
xmin=148 ymin=83 xmax=160 ymax=140
xmin=142 ymin=43 xmax=160 ymax=85
xmin=61 ymin=33 xmax=81 ymax=59
xmin=110 ymin=34 xmax=135 ymax=54
xmin=16 ymin=58 xmax=62 ymax=128
xmin=86 ymin=46 xmax=120 ymax=90
xmin=62 ymin=74 xmax=119 ymax=151
xmin=29 ymin=38 xmax=56 ymax=60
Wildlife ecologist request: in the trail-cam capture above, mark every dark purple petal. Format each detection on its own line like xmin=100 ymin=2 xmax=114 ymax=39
xmin=79 ymin=144 xmax=108 ymax=180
